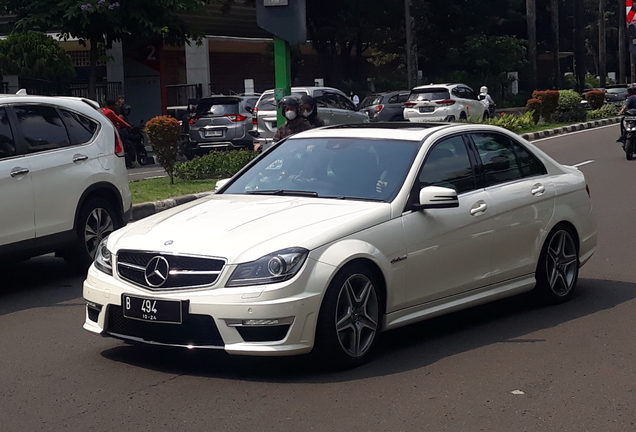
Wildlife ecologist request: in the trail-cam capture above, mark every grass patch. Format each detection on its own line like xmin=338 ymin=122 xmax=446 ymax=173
xmin=129 ymin=177 xmax=218 ymax=204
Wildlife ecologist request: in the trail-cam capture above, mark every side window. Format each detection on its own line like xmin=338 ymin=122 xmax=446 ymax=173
xmin=337 ymin=94 xmax=356 ymax=111
xmin=461 ymin=87 xmax=479 ymax=100
xmin=313 ymin=90 xmax=328 ymax=108
xmin=14 ymin=105 xmax=70 ymax=153
xmin=418 ymin=135 xmax=476 ymax=194
xmin=60 ymin=109 xmax=98 ymax=145
xmin=0 ymin=107 xmax=16 ymax=160
xmin=451 ymin=88 xmax=462 ymax=99
xmin=323 ymin=92 xmax=341 ymax=109
xmin=398 ymin=93 xmax=410 ymax=103
xmin=471 ymin=133 xmax=523 ymax=185
xmin=510 ymin=139 xmax=548 ymax=177
xmin=388 ymin=95 xmax=399 ymax=104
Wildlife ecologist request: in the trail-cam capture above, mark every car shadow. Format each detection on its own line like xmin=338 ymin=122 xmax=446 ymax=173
xmin=100 ymin=277 xmax=636 ymax=382
xmin=0 ymin=255 xmax=85 ymax=317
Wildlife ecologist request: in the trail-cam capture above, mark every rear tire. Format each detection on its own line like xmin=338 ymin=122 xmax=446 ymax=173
xmin=626 ymin=138 xmax=634 ymax=160
xmin=64 ymin=198 xmax=119 ymax=273
xmin=313 ymin=263 xmax=382 ymax=369
xmin=125 ymin=145 xmax=138 ymax=168
xmin=459 ymin=112 xmax=467 ymax=121
xmin=533 ymin=225 xmax=579 ymax=304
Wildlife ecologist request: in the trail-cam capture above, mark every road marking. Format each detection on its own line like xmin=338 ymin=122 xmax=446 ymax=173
xmin=573 ymin=160 xmax=595 ymax=167
xmin=531 ymin=123 xmax=619 ymax=143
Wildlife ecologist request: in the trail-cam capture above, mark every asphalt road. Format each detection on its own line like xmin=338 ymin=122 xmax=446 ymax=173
xmin=2 ymin=124 xmax=635 ymax=432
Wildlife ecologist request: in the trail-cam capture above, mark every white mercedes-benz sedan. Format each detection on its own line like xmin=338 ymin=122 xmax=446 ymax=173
xmin=83 ymin=122 xmax=597 ymax=367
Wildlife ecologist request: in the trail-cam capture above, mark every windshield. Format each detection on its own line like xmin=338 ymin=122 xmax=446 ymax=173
xmin=256 ymin=92 xmax=309 ymax=110
xmin=607 ymin=88 xmax=625 ymax=94
xmin=223 ymin=137 xmax=420 ymax=202
xmin=408 ymin=89 xmax=450 ymax=101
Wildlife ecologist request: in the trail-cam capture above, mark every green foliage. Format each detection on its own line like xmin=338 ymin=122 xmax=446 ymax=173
xmin=532 ymin=90 xmax=560 ymax=122
xmin=146 ymin=116 xmax=181 ymax=184
xmin=174 ymin=150 xmax=258 ymax=181
xmin=586 ymin=90 xmax=606 ymax=110
xmin=0 ymin=31 xmax=75 ymax=83
xmin=552 ymin=90 xmax=586 ymax=123
xmin=587 ymin=104 xmax=620 ymax=120
xmin=472 ymin=111 xmax=536 ymax=134
xmin=526 ymin=98 xmax=542 ymax=124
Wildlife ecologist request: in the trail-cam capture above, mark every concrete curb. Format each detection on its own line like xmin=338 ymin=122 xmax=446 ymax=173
xmin=520 ymin=116 xmax=621 ymax=141
xmin=130 ymin=116 xmax=621 ymax=221
xmin=131 ymin=191 xmax=214 ymax=222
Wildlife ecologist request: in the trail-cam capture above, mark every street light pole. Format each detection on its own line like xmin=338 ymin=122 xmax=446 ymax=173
xmin=405 ymin=0 xmax=417 ymax=89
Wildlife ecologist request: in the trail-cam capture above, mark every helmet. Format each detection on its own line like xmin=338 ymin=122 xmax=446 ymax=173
xmin=120 ymin=104 xmax=131 ymax=116
xmin=278 ymin=95 xmax=301 ymax=110
xmin=480 ymin=86 xmax=488 ymax=94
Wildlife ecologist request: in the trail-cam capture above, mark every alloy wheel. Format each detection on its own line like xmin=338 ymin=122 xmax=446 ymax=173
xmin=84 ymin=208 xmax=114 ymax=258
xmin=335 ymin=273 xmax=379 ymax=358
xmin=545 ymin=230 xmax=578 ymax=297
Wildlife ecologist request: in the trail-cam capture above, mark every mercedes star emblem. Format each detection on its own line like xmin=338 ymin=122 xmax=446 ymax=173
xmin=144 ymin=256 xmax=170 ymax=288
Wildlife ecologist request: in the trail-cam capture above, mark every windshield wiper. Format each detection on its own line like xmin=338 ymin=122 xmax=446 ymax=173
xmin=246 ymin=189 xmax=319 ymax=197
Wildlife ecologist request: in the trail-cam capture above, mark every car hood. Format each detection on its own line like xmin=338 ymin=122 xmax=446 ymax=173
xmin=108 ymin=194 xmax=391 ymax=264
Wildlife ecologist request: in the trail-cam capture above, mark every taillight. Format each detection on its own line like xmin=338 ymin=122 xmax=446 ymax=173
xmin=252 ymin=107 xmax=258 ymax=125
xmin=114 ymin=128 xmax=124 ymax=157
xmin=189 ymin=116 xmax=200 ymax=125
xmin=403 ymin=102 xmax=417 ymax=108
xmin=435 ymin=99 xmax=456 ymax=106
xmin=224 ymin=114 xmax=248 ymax=122
xmin=374 ymin=104 xmax=384 ymax=114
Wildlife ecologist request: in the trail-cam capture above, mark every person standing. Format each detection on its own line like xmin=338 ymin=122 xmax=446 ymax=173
xmin=351 ymin=92 xmax=360 ymax=106
xmin=273 ymin=95 xmax=312 ymax=143
xmin=300 ymin=95 xmax=325 ymax=128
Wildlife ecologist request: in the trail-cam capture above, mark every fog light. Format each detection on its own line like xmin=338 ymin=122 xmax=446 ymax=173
xmin=243 ymin=319 xmax=280 ymax=326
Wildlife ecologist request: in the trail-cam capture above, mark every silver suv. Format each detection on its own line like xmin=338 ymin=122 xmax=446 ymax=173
xmin=251 ymin=86 xmax=369 ymax=150
xmin=0 ymin=94 xmax=132 ymax=271
xmin=185 ymin=95 xmax=260 ymax=156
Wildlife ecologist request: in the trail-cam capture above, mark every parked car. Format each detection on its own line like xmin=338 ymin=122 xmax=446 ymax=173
xmin=251 ymin=86 xmax=369 ymax=151
xmin=184 ymin=95 xmax=259 ymax=156
xmin=0 ymin=93 xmax=132 ymax=270
xmin=83 ymin=122 xmax=596 ymax=368
xmin=403 ymin=83 xmax=487 ymax=122
xmin=360 ymin=90 xmax=410 ymax=122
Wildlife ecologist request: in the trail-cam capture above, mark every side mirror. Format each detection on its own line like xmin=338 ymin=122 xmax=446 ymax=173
xmin=413 ymin=186 xmax=459 ymax=210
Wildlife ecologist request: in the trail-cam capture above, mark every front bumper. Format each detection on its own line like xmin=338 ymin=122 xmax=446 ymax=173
xmin=83 ymin=258 xmax=331 ymax=356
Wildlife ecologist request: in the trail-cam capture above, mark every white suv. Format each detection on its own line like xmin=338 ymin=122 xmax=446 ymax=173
xmin=0 ymin=94 xmax=132 ymax=270
xmin=403 ymin=83 xmax=487 ymax=122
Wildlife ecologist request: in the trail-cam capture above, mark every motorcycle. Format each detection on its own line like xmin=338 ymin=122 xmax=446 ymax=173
xmin=620 ymin=109 xmax=636 ymax=160
xmin=119 ymin=125 xmax=148 ymax=168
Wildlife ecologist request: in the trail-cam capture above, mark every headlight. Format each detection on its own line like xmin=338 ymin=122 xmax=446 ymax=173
xmin=626 ymin=120 xmax=636 ymax=131
xmin=94 ymin=238 xmax=113 ymax=275
xmin=227 ymin=248 xmax=308 ymax=287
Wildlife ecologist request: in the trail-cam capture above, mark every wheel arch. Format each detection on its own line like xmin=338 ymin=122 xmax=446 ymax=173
xmin=73 ymin=182 xmax=126 ymax=230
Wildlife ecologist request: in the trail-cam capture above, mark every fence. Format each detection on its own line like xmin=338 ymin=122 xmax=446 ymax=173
xmin=166 ymin=83 xmax=202 ymax=106
xmin=15 ymin=78 xmax=123 ymax=106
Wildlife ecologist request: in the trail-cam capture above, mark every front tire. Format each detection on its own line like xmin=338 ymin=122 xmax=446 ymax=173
xmin=534 ymin=225 xmax=579 ymax=304
xmin=314 ymin=263 xmax=382 ymax=368
xmin=626 ymin=138 xmax=634 ymax=160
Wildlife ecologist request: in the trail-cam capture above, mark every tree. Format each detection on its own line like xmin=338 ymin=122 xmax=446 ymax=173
xmin=0 ymin=31 xmax=76 ymax=86
xmin=0 ymin=0 xmax=209 ymax=100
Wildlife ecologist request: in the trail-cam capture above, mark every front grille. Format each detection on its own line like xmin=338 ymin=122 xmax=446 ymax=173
xmin=106 ymin=305 xmax=224 ymax=347
xmin=116 ymin=250 xmax=225 ymax=290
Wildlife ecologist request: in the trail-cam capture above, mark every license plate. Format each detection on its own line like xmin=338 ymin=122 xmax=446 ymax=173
xmin=419 ymin=106 xmax=435 ymax=113
xmin=122 ymin=295 xmax=182 ymax=324
xmin=204 ymin=130 xmax=223 ymax=137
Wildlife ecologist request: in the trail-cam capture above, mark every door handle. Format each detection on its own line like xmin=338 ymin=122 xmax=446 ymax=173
xmin=470 ymin=201 xmax=487 ymax=216
xmin=10 ymin=167 xmax=29 ymax=177
xmin=73 ymin=154 xmax=89 ymax=163
xmin=531 ymin=183 xmax=545 ymax=196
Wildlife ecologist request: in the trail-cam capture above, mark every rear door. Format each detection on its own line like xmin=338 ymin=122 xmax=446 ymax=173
xmin=458 ymin=86 xmax=485 ymax=119
xmin=0 ymin=106 xmax=34 ymax=247
xmin=336 ymin=93 xmax=368 ymax=124
xmin=13 ymin=104 xmax=101 ymax=239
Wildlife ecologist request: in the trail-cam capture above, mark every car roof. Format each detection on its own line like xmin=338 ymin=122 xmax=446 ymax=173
xmin=0 ymin=94 xmax=101 ymax=111
xmin=260 ymin=86 xmax=345 ymax=95
xmin=411 ymin=83 xmax=467 ymax=90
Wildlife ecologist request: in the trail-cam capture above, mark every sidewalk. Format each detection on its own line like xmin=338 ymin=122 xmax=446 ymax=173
xmin=130 ymin=116 xmax=621 ymax=222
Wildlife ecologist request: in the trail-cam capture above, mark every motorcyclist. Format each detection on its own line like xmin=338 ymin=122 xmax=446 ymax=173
xmin=478 ymin=86 xmax=496 ymax=118
xmin=100 ymin=100 xmax=130 ymax=129
xmin=300 ymin=95 xmax=325 ymax=128
xmin=617 ymin=87 xmax=636 ymax=142
xmin=272 ymin=95 xmax=312 ymax=143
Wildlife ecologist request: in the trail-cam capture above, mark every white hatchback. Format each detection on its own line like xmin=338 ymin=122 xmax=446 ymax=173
xmin=0 ymin=94 xmax=132 ymax=270
xmin=403 ymin=83 xmax=487 ymax=122
xmin=83 ymin=123 xmax=596 ymax=367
